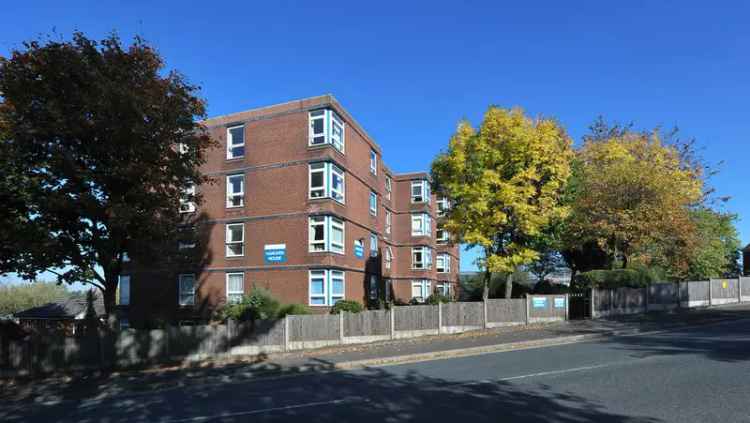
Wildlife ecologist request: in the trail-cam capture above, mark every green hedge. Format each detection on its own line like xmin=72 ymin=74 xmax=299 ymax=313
xmin=330 ymin=300 xmax=364 ymax=314
xmin=573 ymin=267 xmax=661 ymax=290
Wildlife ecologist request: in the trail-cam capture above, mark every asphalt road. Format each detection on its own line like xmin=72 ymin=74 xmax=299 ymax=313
xmin=4 ymin=318 xmax=750 ymax=422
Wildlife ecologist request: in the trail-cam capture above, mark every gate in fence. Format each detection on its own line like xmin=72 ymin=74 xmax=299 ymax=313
xmin=568 ymin=291 xmax=591 ymax=319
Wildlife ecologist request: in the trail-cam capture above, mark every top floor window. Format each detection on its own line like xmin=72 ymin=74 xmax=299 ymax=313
xmin=227 ymin=125 xmax=245 ymax=159
xmin=309 ymin=109 xmax=345 ymax=153
xmin=437 ymin=196 xmax=450 ymax=216
xmin=385 ymin=175 xmax=392 ymax=201
xmin=370 ymin=150 xmax=377 ymax=175
xmin=309 ymin=162 xmax=345 ymax=204
xmin=411 ymin=180 xmax=430 ymax=203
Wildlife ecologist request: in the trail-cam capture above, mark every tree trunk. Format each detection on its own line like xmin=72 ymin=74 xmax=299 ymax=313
xmin=504 ymin=272 xmax=513 ymax=299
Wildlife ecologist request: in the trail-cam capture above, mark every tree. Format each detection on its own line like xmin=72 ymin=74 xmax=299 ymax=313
xmin=0 ymin=281 xmax=73 ymax=316
xmin=432 ymin=107 xmax=573 ymax=299
xmin=681 ymin=208 xmax=741 ymax=280
xmin=565 ymin=128 xmax=704 ymax=272
xmin=0 ymin=33 xmax=214 ymax=316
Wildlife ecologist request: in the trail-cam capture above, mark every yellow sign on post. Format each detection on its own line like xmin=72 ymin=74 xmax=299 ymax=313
xmin=722 ymin=281 xmax=728 ymax=289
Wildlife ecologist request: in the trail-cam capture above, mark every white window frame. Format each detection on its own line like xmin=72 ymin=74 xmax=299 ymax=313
xmin=385 ymin=175 xmax=392 ymax=201
xmin=179 ymin=184 xmax=196 ymax=213
xmin=309 ymin=162 xmax=345 ymax=204
xmin=436 ymin=228 xmax=449 ymax=243
xmin=226 ymin=272 xmax=244 ymax=304
xmin=370 ymin=150 xmax=377 ymax=175
xmin=226 ymin=174 xmax=245 ymax=208
xmin=309 ymin=216 xmax=345 ymax=254
xmin=384 ymin=246 xmax=393 ymax=270
xmin=369 ymin=191 xmax=377 ymax=216
xmin=437 ymin=196 xmax=450 ymax=216
xmin=411 ymin=180 xmax=430 ymax=203
xmin=118 ymin=275 xmax=130 ymax=306
xmin=411 ymin=213 xmax=432 ymax=237
xmin=411 ymin=280 xmax=431 ymax=301
xmin=385 ymin=211 xmax=392 ymax=235
xmin=225 ymin=223 xmax=245 ymax=257
xmin=370 ymin=233 xmax=378 ymax=257
xmin=308 ymin=109 xmax=345 ymax=153
xmin=308 ymin=269 xmax=345 ymax=306
xmin=438 ymin=282 xmax=451 ymax=296
xmin=436 ymin=254 xmax=451 ymax=273
xmin=178 ymin=274 xmax=196 ymax=306
xmin=226 ymin=125 xmax=245 ymax=160
xmin=412 ymin=246 xmax=432 ymax=270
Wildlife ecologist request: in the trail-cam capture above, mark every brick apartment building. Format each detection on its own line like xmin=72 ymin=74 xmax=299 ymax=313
xmin=120 ymin=95 xmax=460 ymax=327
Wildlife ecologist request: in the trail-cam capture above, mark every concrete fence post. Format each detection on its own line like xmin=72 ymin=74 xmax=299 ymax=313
xmin=609 ymin=289 xmax=614 ymax=314
xmin=645 ymin=285 xmax=650 ymax=312
xmin=738 ymin=278 xmax=742 ymax=303
xmin=525 ymin=295 xmax=530 ymax=325
xmin=390 ymin=307 xmax=395 ymax=340
xmin=709 ymin=279 xmax=714 ymax=306
xmin=483 ymin=298 xmax=488 ymax=329
xmin=437 ymin=303 xmax=443 ymax=334
xmin=284 ymin=315 xmax=290 ymax=352
xmin=339 ymin=311 xmax=345 ymax=344
xmin=676 ymin=281 xmax=681 ymax=309
xmin=565 ymin=293 xmax=569 ymax=321
xmin=590 ymin=288 xmax=595 ymax=319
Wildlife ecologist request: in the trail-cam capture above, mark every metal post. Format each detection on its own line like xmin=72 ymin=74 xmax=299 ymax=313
xmin=284 ymin=315 xmax=290 ymax=352
xmin=437 ymin=302 xmax=443 ymax=335
xmin=339 ymin=311 xmax=345 ymax=344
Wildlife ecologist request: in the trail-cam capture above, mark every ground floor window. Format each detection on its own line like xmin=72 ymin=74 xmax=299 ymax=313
xmin=411 ymin=279 xmax=431 ymax=302
xmin=179 ymin=274 xmax=196 ymax=306
xmin=438 ymin=282 xmax=451 ymax=296
xmin=226 ymin=272 xmax=244 ymax=304
xmin=309 ymin=269 xmax=345 ymax=306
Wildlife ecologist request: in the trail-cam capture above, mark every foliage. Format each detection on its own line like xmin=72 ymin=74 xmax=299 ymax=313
xmin=424 ymin=293 xmax=452 ymax=305
xmin=532 ymin=280 xmax=569 ymax=295
xmin=0 ymin=32 xmax=214 ymax=314
xmin=330 ymin=300 xmax=364 ymax=314
xmin=277 ymin=303 xmax=311 ymax=318
xmin=460 ymin=272 xmax=532 ymax=300
xmin=216 ymin=288 xmax=281 ymax=322
xmin=564 ymin=125 xmax=704 ymax=274
xmin=680 ymin=208 xmax=742 ymax=279
xmin=572 ymin=267 xmax=663 ymax=290
xmin=0 ymin=281 xmax=73 ymax=316
xmin=432 ymin=107 xmax=573 ymax=298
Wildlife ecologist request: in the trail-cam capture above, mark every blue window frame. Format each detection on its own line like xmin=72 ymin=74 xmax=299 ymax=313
xmin=309 ymin=269 xmax=345 ymax=306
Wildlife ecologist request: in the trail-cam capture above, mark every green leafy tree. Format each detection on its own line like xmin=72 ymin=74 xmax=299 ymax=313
xmin=0 ymin=33 xmax=214 ymax=316
xmin=432 ymin=107 xmax=573 ymax=299
xmin=0 ymin=281 xmax=73 ymax=316
xmin=682 ymin=208 xmax=741 ymax=279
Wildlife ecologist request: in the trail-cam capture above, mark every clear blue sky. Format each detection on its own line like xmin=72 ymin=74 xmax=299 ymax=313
xmin=2 ymin=1 xmax=748 ymax=274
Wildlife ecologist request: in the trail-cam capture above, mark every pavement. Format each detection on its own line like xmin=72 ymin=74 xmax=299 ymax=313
xmin=3 ymin=303 xmax=750 ymax=422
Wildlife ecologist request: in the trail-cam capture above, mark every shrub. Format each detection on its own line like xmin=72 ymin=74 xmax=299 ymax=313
xmin=216 ymin=288 xmax=281 ymax=322
xmin=330 ymin=300 xmax=364 ymax=314
xmin=573 ymin=267 xmax=660 ymax=290
xmin=532 ymin=280 xmax=570 ymax=295
xmin=278 ymin=303 xmax=310 ymax=317
xmin=425 ymin=293 xmax=451 ymax=304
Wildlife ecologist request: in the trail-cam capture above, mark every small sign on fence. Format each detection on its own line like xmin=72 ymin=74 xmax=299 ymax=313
xmin=554 ymin=297 xmax=566 ymax=308
xmin=264 ymin=244 xmax=287 ymax=264
xmin=532 ymin=297 xmax=547 ymax=308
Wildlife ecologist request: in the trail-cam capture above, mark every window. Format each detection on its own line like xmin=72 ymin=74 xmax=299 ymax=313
xmin=370 ymin=233 xmax=378 ymax=257
xmin=226 ymin=174 xmax=245 ymax=208
xmin=385 ymin=211 xmax=392 ymax=235
xmin=384 ymin=246 xmax=393 ymax=270
xmin=309 ymin=216 xmax=345 ymax=254
xmin=412 ymin=246 xmax=432 ymax=270
xmin=369 ymin=275 xmax=378 ymax=300
xmin=411 ymin=213 xmax=432 ymax=237
xmin=122 ymin=252 xmax=130 ymax=263
xmin=309 ymin=162 xmax=345 ymax=203
xmin=179 ymin=274 xmax=196 ymax=306
xmin=436 ymin=228 xmax=449 ymax=243
xmin=178 ymin=142 xmax=189 ymax=155
xmin=179 ymin=184 xmax=196 ymax=213
xmin=437 ymin=196 xmax=450 ymax=216
xmin=438 ymin=282 xmax=451 ymax=296
xmin=226 ymin=273 xmax=244 ymax=304
xmin=118 ymin=275 xmax=130 ymax=306
xmin=411 ymin=180 xmax=430 ymax=203
xmin=179 ymin=241 xmax=196 ymax=250
xmin=411 ymin=280 xmax=431 ymax=301
xmin=385 ymin=176 xmax=392 ymax=201
xmin=309 ymin=109 xmax=345 ymax=152
xmin=384 ymin=279 xmax=392 ymax=302
xmin=354 ymin=238 xmax=364 ymax=257
xmin=225 ymin=223 xmax=244 ymax=257
xmin=369 ymin=191 xmax=377 ymax=216
xmin=227 ymin=125 xmax=245 ymax=159
xmin=119 ymin=318 xmax=130 ymax=330
xmin=436 ymin=254 xmax=451 ymax=273
xmin=309 ymin=269 xmax=345 ymax=306
xmin=370 ymin=150 xmax=377 ymax=175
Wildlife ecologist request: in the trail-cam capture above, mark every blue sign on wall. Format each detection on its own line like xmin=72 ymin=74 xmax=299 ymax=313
xmin=554 ymin=297 xmax=566 ymax=308
xmin=532 ymin=297 xmax=547 ymax=308
xmin=264 ymin=244 xmax=287 ymax=264
xmin=354 ymin=241 xmax=364 ymax=259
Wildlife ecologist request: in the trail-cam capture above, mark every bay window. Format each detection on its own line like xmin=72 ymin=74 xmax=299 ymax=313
xmin=309 ymin=216 xmax=345 ymax=254
xmin=369 ymin=191 xmax=377 ymax=216
xmin=370 ymin=233 xmax=378 ymax=257
xmin=412 ymin=246 xmax=432 ymax=270
xmin=385 ymin=175 xmax=392 ymax=200
xmin=370 ymin=150 xmax=377 ymax=175
xmin=411 ymin=280 xmax=431 ymax=301
xmin=309 ymin=109 xmax=345 ymax=153
xmin=436 ymin=228 xmax=449 ymax=243
xmin=309 ymin=162 xmax=345 ymax=203
xmin=436 ymin=254 xmax=451 ymax=273
xmin=309 ymin=269 xmax=345 ymax=306
xmin=411 ymin=180 xmax=430 ymax=203
xmin=411 ymin=213 xmax=432 ymax=237
xmin=437 ymin=196 xmax=450 ymax=216
xmin=384 ymin=246 xmax=393 ymax=269
xmin=385 ymin=211 xmax=392 ymax=235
